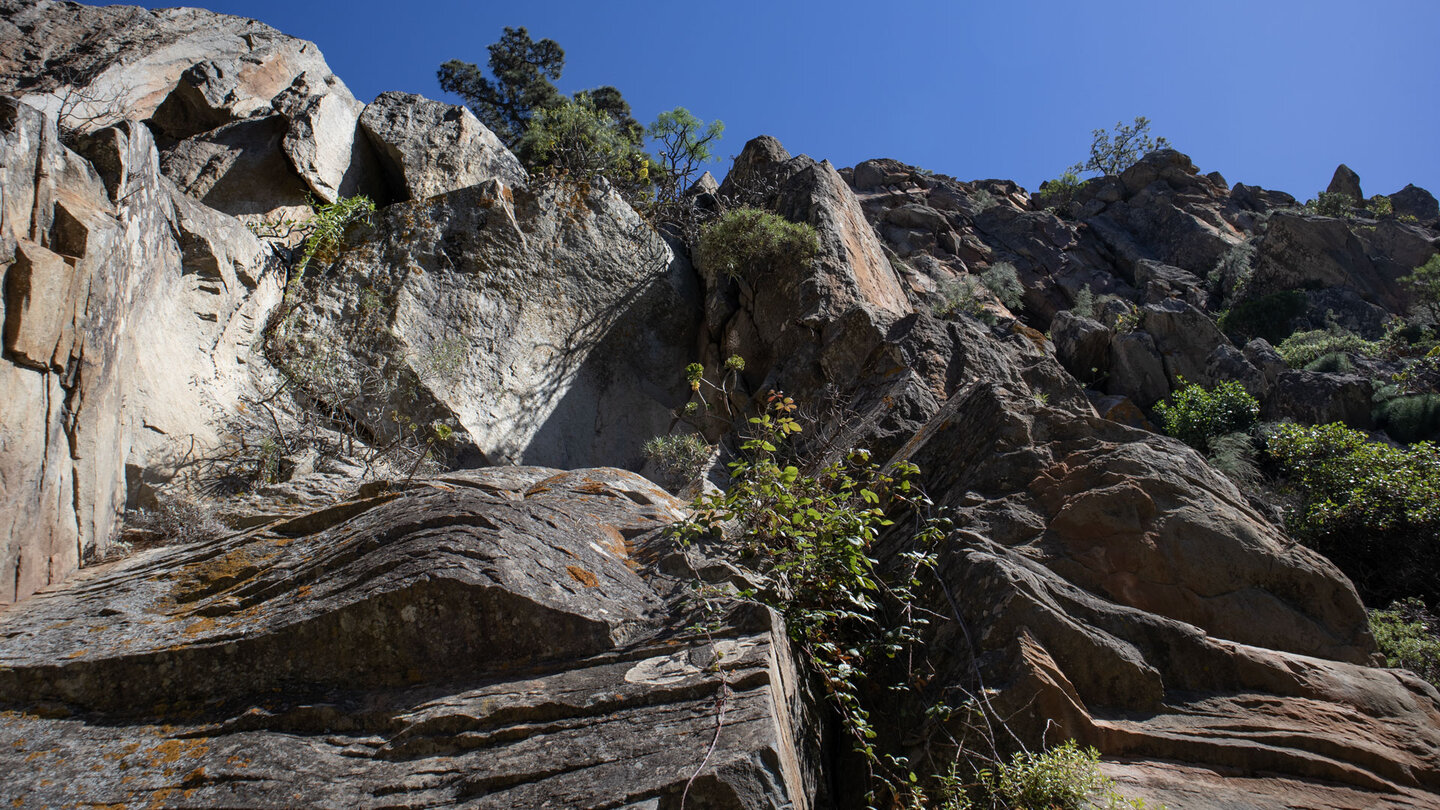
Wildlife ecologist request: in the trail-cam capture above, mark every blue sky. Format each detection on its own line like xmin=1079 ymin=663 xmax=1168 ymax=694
xmin=101 ymin=0 xmax=1438 ymax=199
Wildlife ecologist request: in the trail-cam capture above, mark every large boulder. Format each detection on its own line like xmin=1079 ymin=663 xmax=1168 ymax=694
xmin=887 ymin=382 xmax=1440 ymax=809
xmin=1390 ymin=183 xmax=1440 ymax=223
xmin=0 ymin=467 xmax=823 ymax=808
xmin=359 ymin=91 xmax=527 ymax=200
xmin=278 ymin=178 xmax=698 ymax=469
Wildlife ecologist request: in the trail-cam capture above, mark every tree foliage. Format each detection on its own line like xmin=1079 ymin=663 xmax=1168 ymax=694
xmin=1068 ymin=116 xmax=1170 ymax=177
xmin=647 ymin=107 xmax=724 ymax=207
xmin=518 ymin=95 xmax=649 ymax=193
xmin=438 ymin=27 xmax=564 ymax=148
xmin=1264 ymin=421 xmax=1440 ymax=604
xmin=1402 ymin=253 xmax=1440 ymax=323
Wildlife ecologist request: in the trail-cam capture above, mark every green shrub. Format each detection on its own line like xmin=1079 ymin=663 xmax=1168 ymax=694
xmin=1369 ymin=598 xmax=1440 ymax=688
xmin=1264 ymin=421 xmax=1440 ymax=604
xmin=1217 ymin=290 xmax=1307 ymax=344
xmin=980 ymin=262 xmax=1024 ymax=310
xmin=933 ymin=741 xmax=1150 ymax=810
xmin=1305 ymin=191 xmax=1356 ymax=218
xmin=1208 ymin=240 xmax=1256 ymax=305
xmin=935 ymin=275 xmax=995 ymax=323
xmin=520 ymin=95 xmax=650 ymax=195
xmin=1071 ymin=284 xmax=1098 ymax=320
xmin=1304 ymin=352 xmax=1355 ymax=374
xmin=1207 ymin=430 xmax=1261 ymax=485
xmin=1374 ymin=394 xmax=1440 ymax=444
xmin=680 ymin=393 xmax=943 ymax=805
xmin=1367 ymin=194 xmax=1394 ymax=218
xmin=641 ymin=433 xmax=712 ymax=489
xmin=1035 ymin=169 xmax=1084 ymax=211
xmin=1154 ymin=380 xmax=1260 ymax=453
xmin=1276 ymin=328 xmax=1379 ymax=368
xmin=697 ymin=207 xmax=819 ymax=281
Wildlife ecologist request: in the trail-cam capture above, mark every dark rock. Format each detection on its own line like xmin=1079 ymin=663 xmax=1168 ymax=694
xmin=1390 ymin=183 xmax=1439 ymax=222
xmin=0 ymin=468 xmax=821 ymax=807
xmin=1327 ymin=163 xmax=1364 ymax=201
xmin=1050 ymin=310 xmax=1111 ymax=385
xmin=852 ymin=158 xmax=919 ymax=190
xmin=1107 ymin=330 xmax=1170 ymax=406
xmin=1266 ymin=369 xmax=1375 ymax=429
xmin=1142 ymin=298 xmax=1233 ymax=388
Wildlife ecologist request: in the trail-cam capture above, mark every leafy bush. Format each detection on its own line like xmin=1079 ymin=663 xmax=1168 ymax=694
xmin=1276 ymin=328 xmax=1379 ymax=368
xmin=931 ymin=741 xmax=1150 ymax=810
xmin=1264 ymin=421 xmax=1440 ymax=604
xmin=935 ymin=275 xmax=993 ymax=323
xmin=696 ymin=207 xmax=820 ymax=281
xmin=1216 ymin=290 xmax=1307 ymax=344
xmin=519 ymin=95 xmax=650 ymax=194
xmin=1367 ymin=194 xmax=1394 ymax=218
xmin=980 ymin=262 xmax=1024 ymax=309
xmin=646 ymin=106 xmax=723 ymax=211
xmin=1035 ymin=170 xmax=1084 ymax=211
xmin=1154 ymin=380 xmax=1260 ymax=453
xmin=680 ymin=393 xmax=943 ymax=804
xmin=1070 ymin=284 xmax=1098 ymax=320
xmin=642 ymin=433 xmax=712 ymax=489
xmin=1369 ymin=598 xmax=1440 ymax=688
xmin=1374 ymin=394 xmax=1440 ymax=444
xmin=1305 ymin=191 xmax=1356 ymax=218
xmin=1208 ymin=240 xmax=1256 ymax=305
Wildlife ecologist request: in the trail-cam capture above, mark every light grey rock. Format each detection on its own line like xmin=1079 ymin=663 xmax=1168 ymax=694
xmin=279 ymin=178 xmax=698 ymax=469
xmin=359 ymin=91 xmax=527 ymax=200
xmin=1 ymin=98 xmax=281 ymax=603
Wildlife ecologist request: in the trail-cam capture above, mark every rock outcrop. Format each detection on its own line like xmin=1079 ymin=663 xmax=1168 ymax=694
xmin=0 ymin=468 xmax=823 ymax=807
xmin=3 ymin=2 xmax=1440 ymax=808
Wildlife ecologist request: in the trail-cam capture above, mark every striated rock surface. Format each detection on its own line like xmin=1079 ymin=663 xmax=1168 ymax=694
xmin=0 ymin=467 xmax=822 ymax=808
xmin=1 ymin=96 xmax=280 ymax=603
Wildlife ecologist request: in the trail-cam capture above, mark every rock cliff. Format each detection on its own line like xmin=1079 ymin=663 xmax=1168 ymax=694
xmin=1 ymin=2 xmax=1439 ymax=808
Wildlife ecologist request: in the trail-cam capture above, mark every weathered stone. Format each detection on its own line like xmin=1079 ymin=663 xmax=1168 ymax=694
xmin=1106 ymin=329 xmax=1169 ymax=407
xmin=0 ymin=468 xmax=822 ymax=808
xmin=1266 ymin=369 xmax=1375 ymax=429
xmin=160 ymin=114 xmax=313 ymax=221
xmin=1390 ymin=183 xmax=1440 ymax=223
xmin=1050 ymin=309 xmax=1111 ymax=385
xmin=852 ymin=158 xmax=919 ymax=190
xmin=1327 ymin=163 xmax=1364 ymax=201
xmin=1142 ymin=298 xmax=1233 ymax=388
xmin=359 ymin=91 xmax=527 ymax=200
xmin=887 ymin=383 xmax=1440 ymax=806
xmin=280 ymin=178 xmax=698 ymax=468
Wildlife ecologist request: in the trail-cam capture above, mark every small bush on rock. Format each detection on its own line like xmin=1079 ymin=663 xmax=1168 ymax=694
xmin=1305 ymin=191 xmax=1356 ymax=218
xmin=697 ymin=207 xmax=819 ymax=281
xmin=1154 ymin=379 xmax=1260 ymax=453
xmin=1369 ymin=598 xmax=1440 ymax=688
xmin=1374 ymin=394 xmax=1440 ymax=444
xmin=1276 ymin=328 xmax=1379 ymax=368
xmin=642 ymin=433 xmax=712 ymax=489
xmin=980 ymin=262 xmax=1024 ymax=310
xmin=126 ymin=494 xmax=228 ymax=549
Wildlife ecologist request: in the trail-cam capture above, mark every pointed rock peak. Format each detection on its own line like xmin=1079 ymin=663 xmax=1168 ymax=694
xmin=685 ymin=170 xmax=718 ymax=197
xmin=1327 ymin=163 xmax=1363 ymax=200
xmin=718 ymin=135 xmax=792 ymax=195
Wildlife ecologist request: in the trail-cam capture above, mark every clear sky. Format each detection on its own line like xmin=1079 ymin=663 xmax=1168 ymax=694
xmin=98 ymin=0 xmax=1438 ymax=199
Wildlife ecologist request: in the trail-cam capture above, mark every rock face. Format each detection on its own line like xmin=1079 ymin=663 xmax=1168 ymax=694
xmin=4 ymin=3 xmax=1440 ymax=809
xmin=0 ymin=468 xmax=822 ymax=808
xmin=1327 ymin=163 xmax=1364 ymax=201
xmin=0 ymin=96 xmax=280 ymax=603
xmin=278 ymin=178 xmax=700 ymax=469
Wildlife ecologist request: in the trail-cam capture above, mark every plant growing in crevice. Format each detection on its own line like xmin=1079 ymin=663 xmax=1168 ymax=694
xmin=697 ymin=207 xmax=820 ymax=281
xmin=1153 ymin=379 xmax=1259 ymax=454
xmin=679 ymin=392 xmax=947 ymax=805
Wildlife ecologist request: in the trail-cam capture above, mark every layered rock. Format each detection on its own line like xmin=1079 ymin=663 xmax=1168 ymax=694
xmin=0 ymin=467 xmax=822 ymax=808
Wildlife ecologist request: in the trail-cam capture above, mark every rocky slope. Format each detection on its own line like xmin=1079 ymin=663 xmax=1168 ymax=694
xmin=1 ymin=2 xmax=1439 ymax=808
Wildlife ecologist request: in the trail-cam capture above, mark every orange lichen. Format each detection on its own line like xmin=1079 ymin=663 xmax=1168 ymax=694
xmin=566 ymin=566 xmax=598 ymax=587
